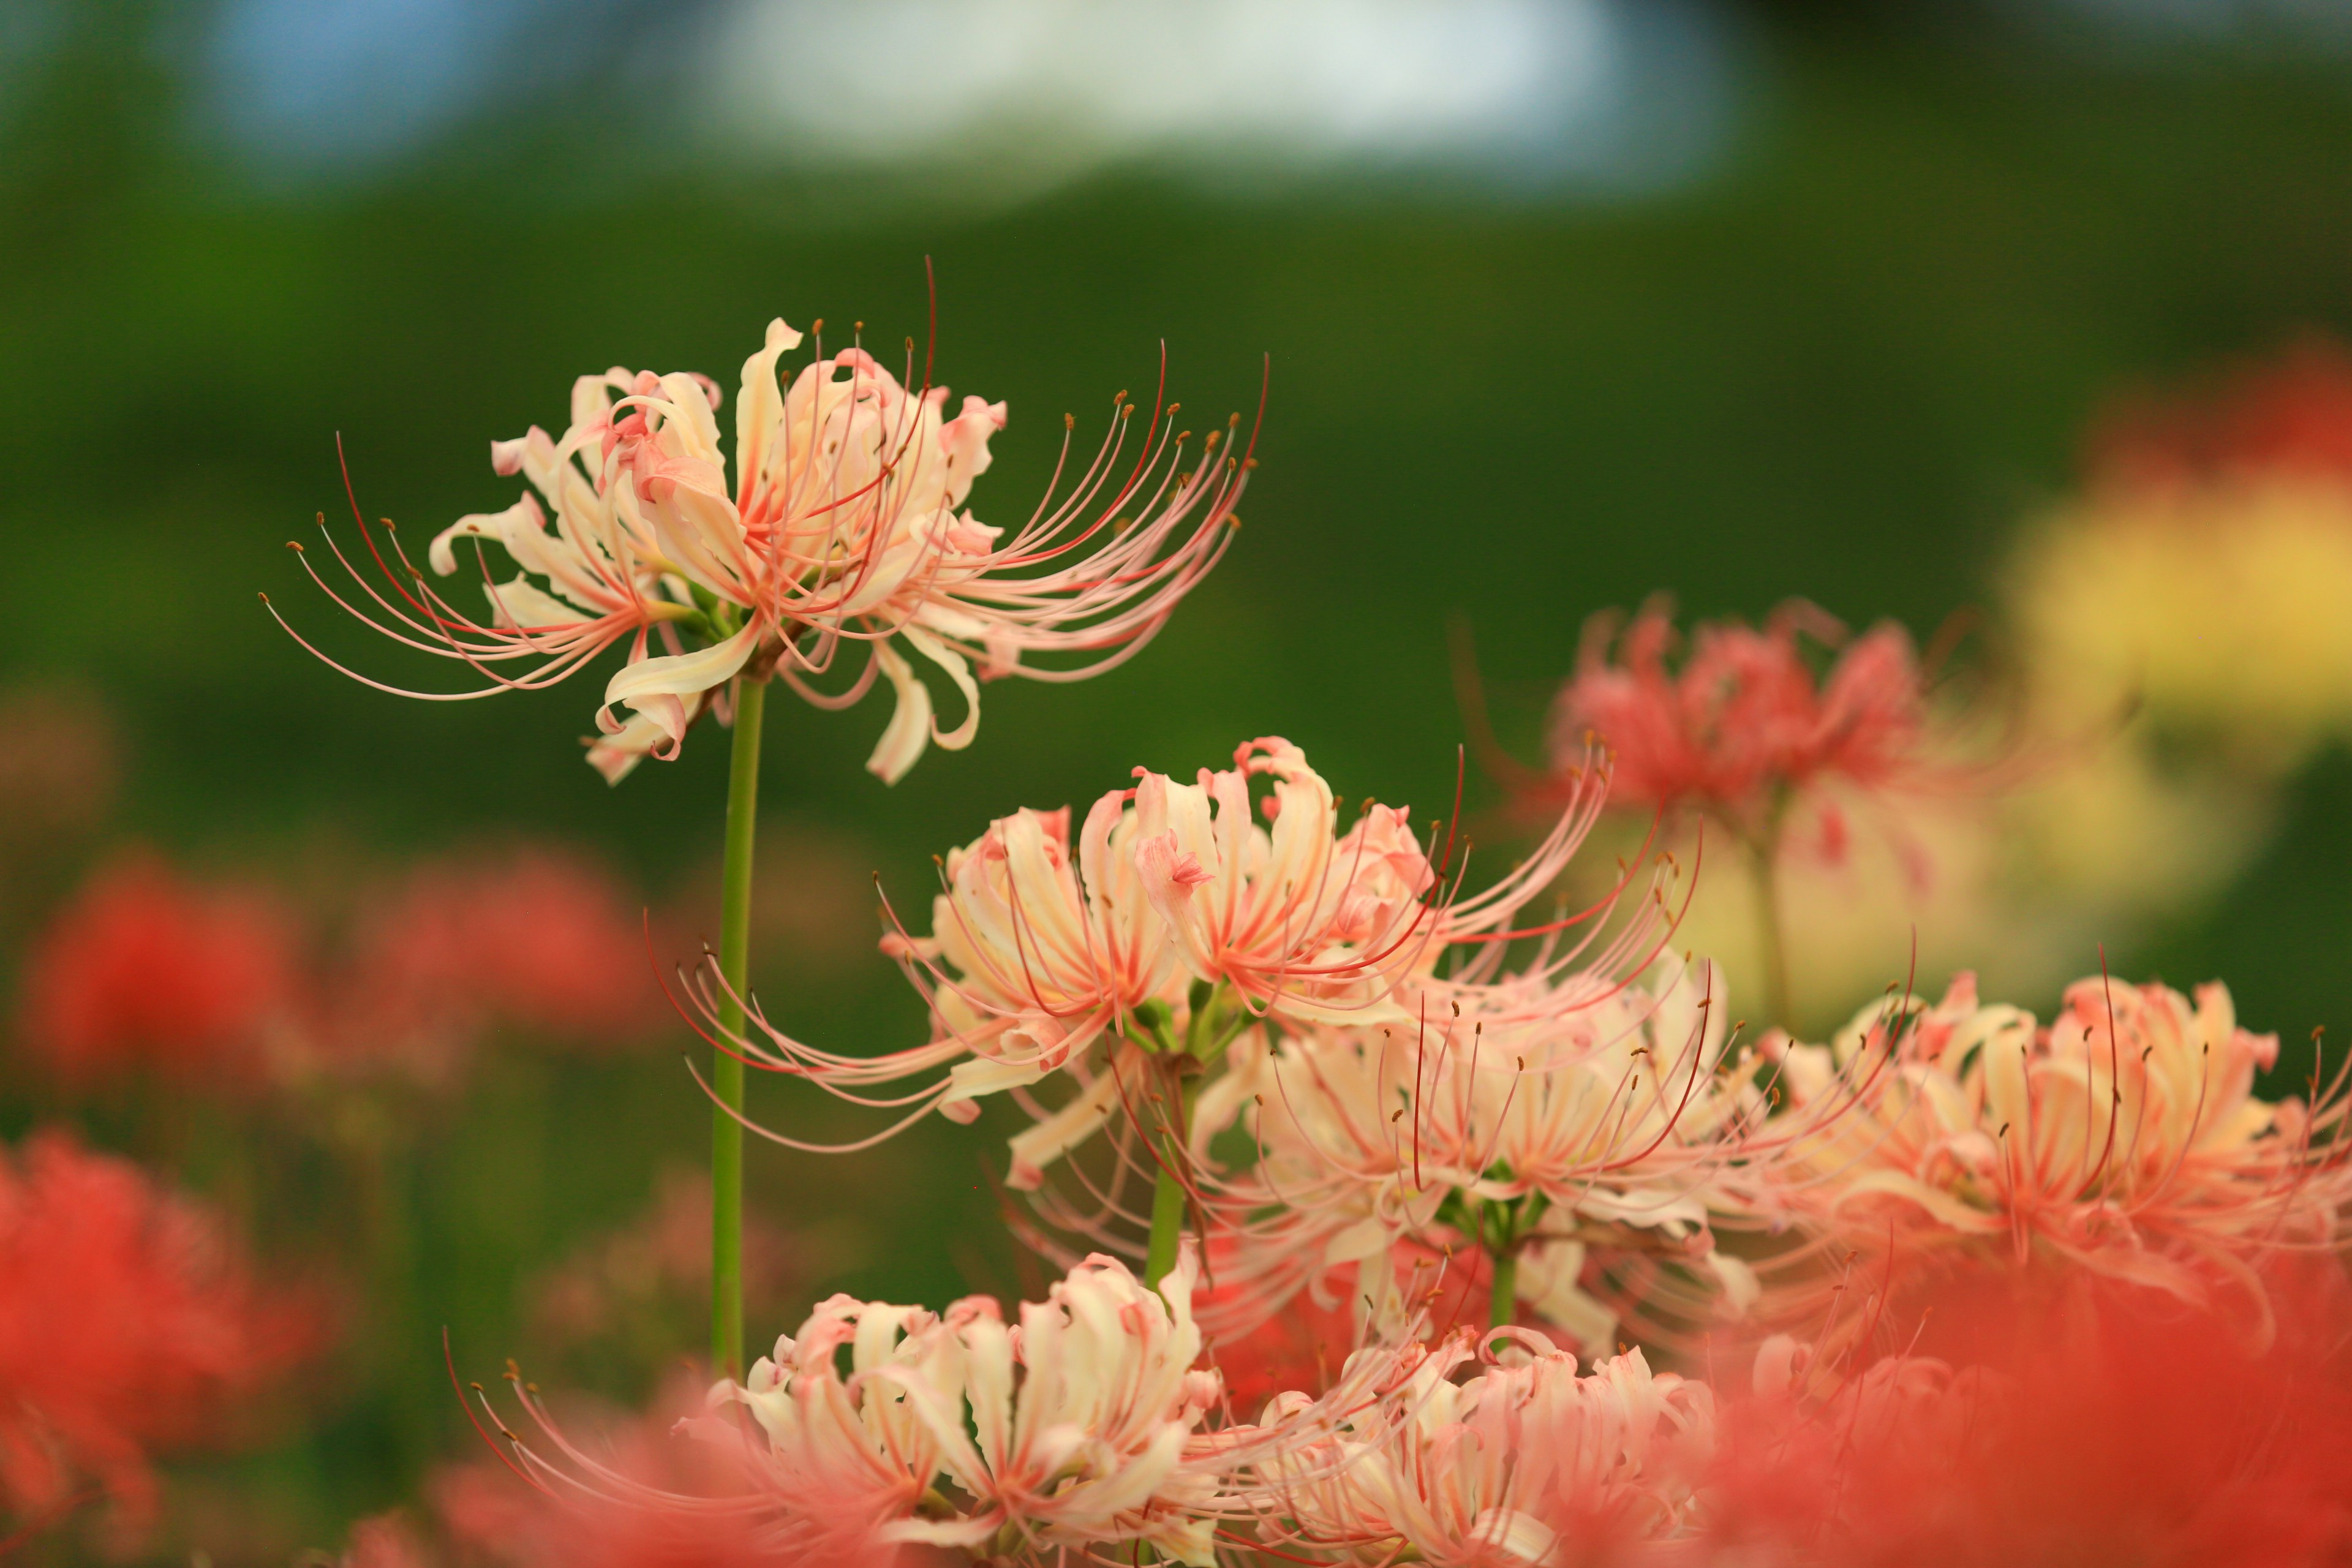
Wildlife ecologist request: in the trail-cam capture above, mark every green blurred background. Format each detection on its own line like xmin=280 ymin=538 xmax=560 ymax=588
xmin=4 ymin=0 xmax=2351 ymax=1556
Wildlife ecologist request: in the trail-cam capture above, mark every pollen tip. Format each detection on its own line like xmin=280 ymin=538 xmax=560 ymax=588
xmin=1064 ymin=413 xmax=1075 ymax=429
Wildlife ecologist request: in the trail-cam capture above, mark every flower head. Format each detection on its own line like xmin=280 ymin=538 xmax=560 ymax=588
xmin=474 ymin=1249 xmax=1290 ymax=1567
xmin=277 ymin=315 xmax=1250 ymax=784
xmin=1759 ymin=971 xmax=2350 ymax=1319
xmin=1194 ymin=957 xmax=1774 ymax=1357
xmin=1250 ymin=1329 xmax=1715 ymax=1566
xmin=1550 ymin=598 xmax=1936 ymax=835
xmin=0 ymin=1131 xmax=322 ymax=1540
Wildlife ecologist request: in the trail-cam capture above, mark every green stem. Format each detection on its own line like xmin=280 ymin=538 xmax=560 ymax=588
xmin=1143 ymin=1065 xmax=1202 ymax=1295
xmin=1489 ymin=1247 xmax=1518 ymax=1330
xmin=1749 ymin=829 xmax=1790 ymax=1031
xmin=712 ymin=675 xmax=766 ymax=1382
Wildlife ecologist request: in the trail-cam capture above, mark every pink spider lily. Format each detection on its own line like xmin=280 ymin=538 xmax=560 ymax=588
xmin=1244 ymin=1328 xmax=1716 ymax=1566
xmin=1755 ymin=970 xmax=2352 ymax=1329
xmin=464 ymin=1246 xmax=1421 ymax=1568
xmin=673 ymin=737 xmax=1666 ymax=1194
xmin=271 ymin=312 xmax=1253 ymax=784
xmin=1191 ymin=957 xmax=1802 ymax=1355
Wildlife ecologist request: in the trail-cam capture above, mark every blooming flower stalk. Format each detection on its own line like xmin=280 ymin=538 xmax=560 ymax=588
xmin=1539 ymin=598 xmax=1956 ymax=1026
xmin=274 ymin=317 xmax=1251 ymax=785
xmin=272 ymin=303 xmax=1253 ymax=1374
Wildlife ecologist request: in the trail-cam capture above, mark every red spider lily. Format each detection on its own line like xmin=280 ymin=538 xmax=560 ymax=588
xmin=15 ymin=848 xmax=300 ymax=1090
xmin=434 ymin=1379 xmax=900 ymax=1568
xmin=2090 ymin=336 xmax=2352 ymax=494
xmin=1547 ymin=600 xmax=1935 ymax=837
xmin=1245 ymin=1327 xmax=1715 ymax=1566
xmin=1704 ymin=1267 xmax=2352 ymax=1567
xmin=0 ymin=1131 xmax=323 ymax=1541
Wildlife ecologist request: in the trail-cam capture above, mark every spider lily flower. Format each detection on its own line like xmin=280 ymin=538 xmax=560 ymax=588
xmin=1247 ymin=1330 xmax=1715 ymax=1566
xmin=1548 ymin=599 xmax=1940 ymax=837
xmin=1193 ymin=957 xmax=1775 ymax=1355
xmin=693 ymin=737 xmax=1654 ymax=1192
xmin=862 ymin=1248 xmax=1227 ymax=1565
xmin=275 ymin=315 xmax=1250 ymax=783
xmin=476 ymin=1248 xmax=1425 ymax=1567
xmin=1759 ymin=971 xmax=2352 ymax=1322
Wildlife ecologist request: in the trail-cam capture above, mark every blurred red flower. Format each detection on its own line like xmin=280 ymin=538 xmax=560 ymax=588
xmin=2091 ymin=336 xmax=2352 ymax=492
xmin=15 ymin=848 xmax=298 ymax=1090
xmin=1547 ymin=599 xmax=1934 ymax=837
xmin=341 ymin=846 xmax=660 ymax=1059
xmin=432 ymin=1377 xmax=937 ymax=1568
xmin=1705 ymin=1266 xmax=2352 ymax=1567
xmin=0 ymin=1131 xmax=323 ymax=1538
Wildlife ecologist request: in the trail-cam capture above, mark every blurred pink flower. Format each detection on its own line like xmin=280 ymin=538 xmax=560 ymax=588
xmin=434 ymin=1378 xmax=887 ymax=1568
xmin=0 ymin=1131 xmax=323 ymax=1542
xmin=334 ymin=1512 xmax=436 ymax=1568
xmin=15 ymin=848 xmax=299 ymax=1090
xmin=1705 ymin=1270 xmax=2352 ymax=1567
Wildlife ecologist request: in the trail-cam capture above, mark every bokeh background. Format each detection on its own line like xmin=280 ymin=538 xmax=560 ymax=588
xmin=5 ymin=0 xmax=2352 ymax=1558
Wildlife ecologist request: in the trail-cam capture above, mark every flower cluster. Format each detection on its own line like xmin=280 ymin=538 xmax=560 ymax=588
xmin=277 ymin=317 xmax=1250 ymax=783
xmin=1760 ymin=971 xmax=2350 ymax=1325
xmin=233 ymin=311 xmax=2352 ymax=1568
xmin=455 ymin=1249 xmax=1430 ymax=1568
xmin=704 ymin=736 xmax=1644 ymax=1180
